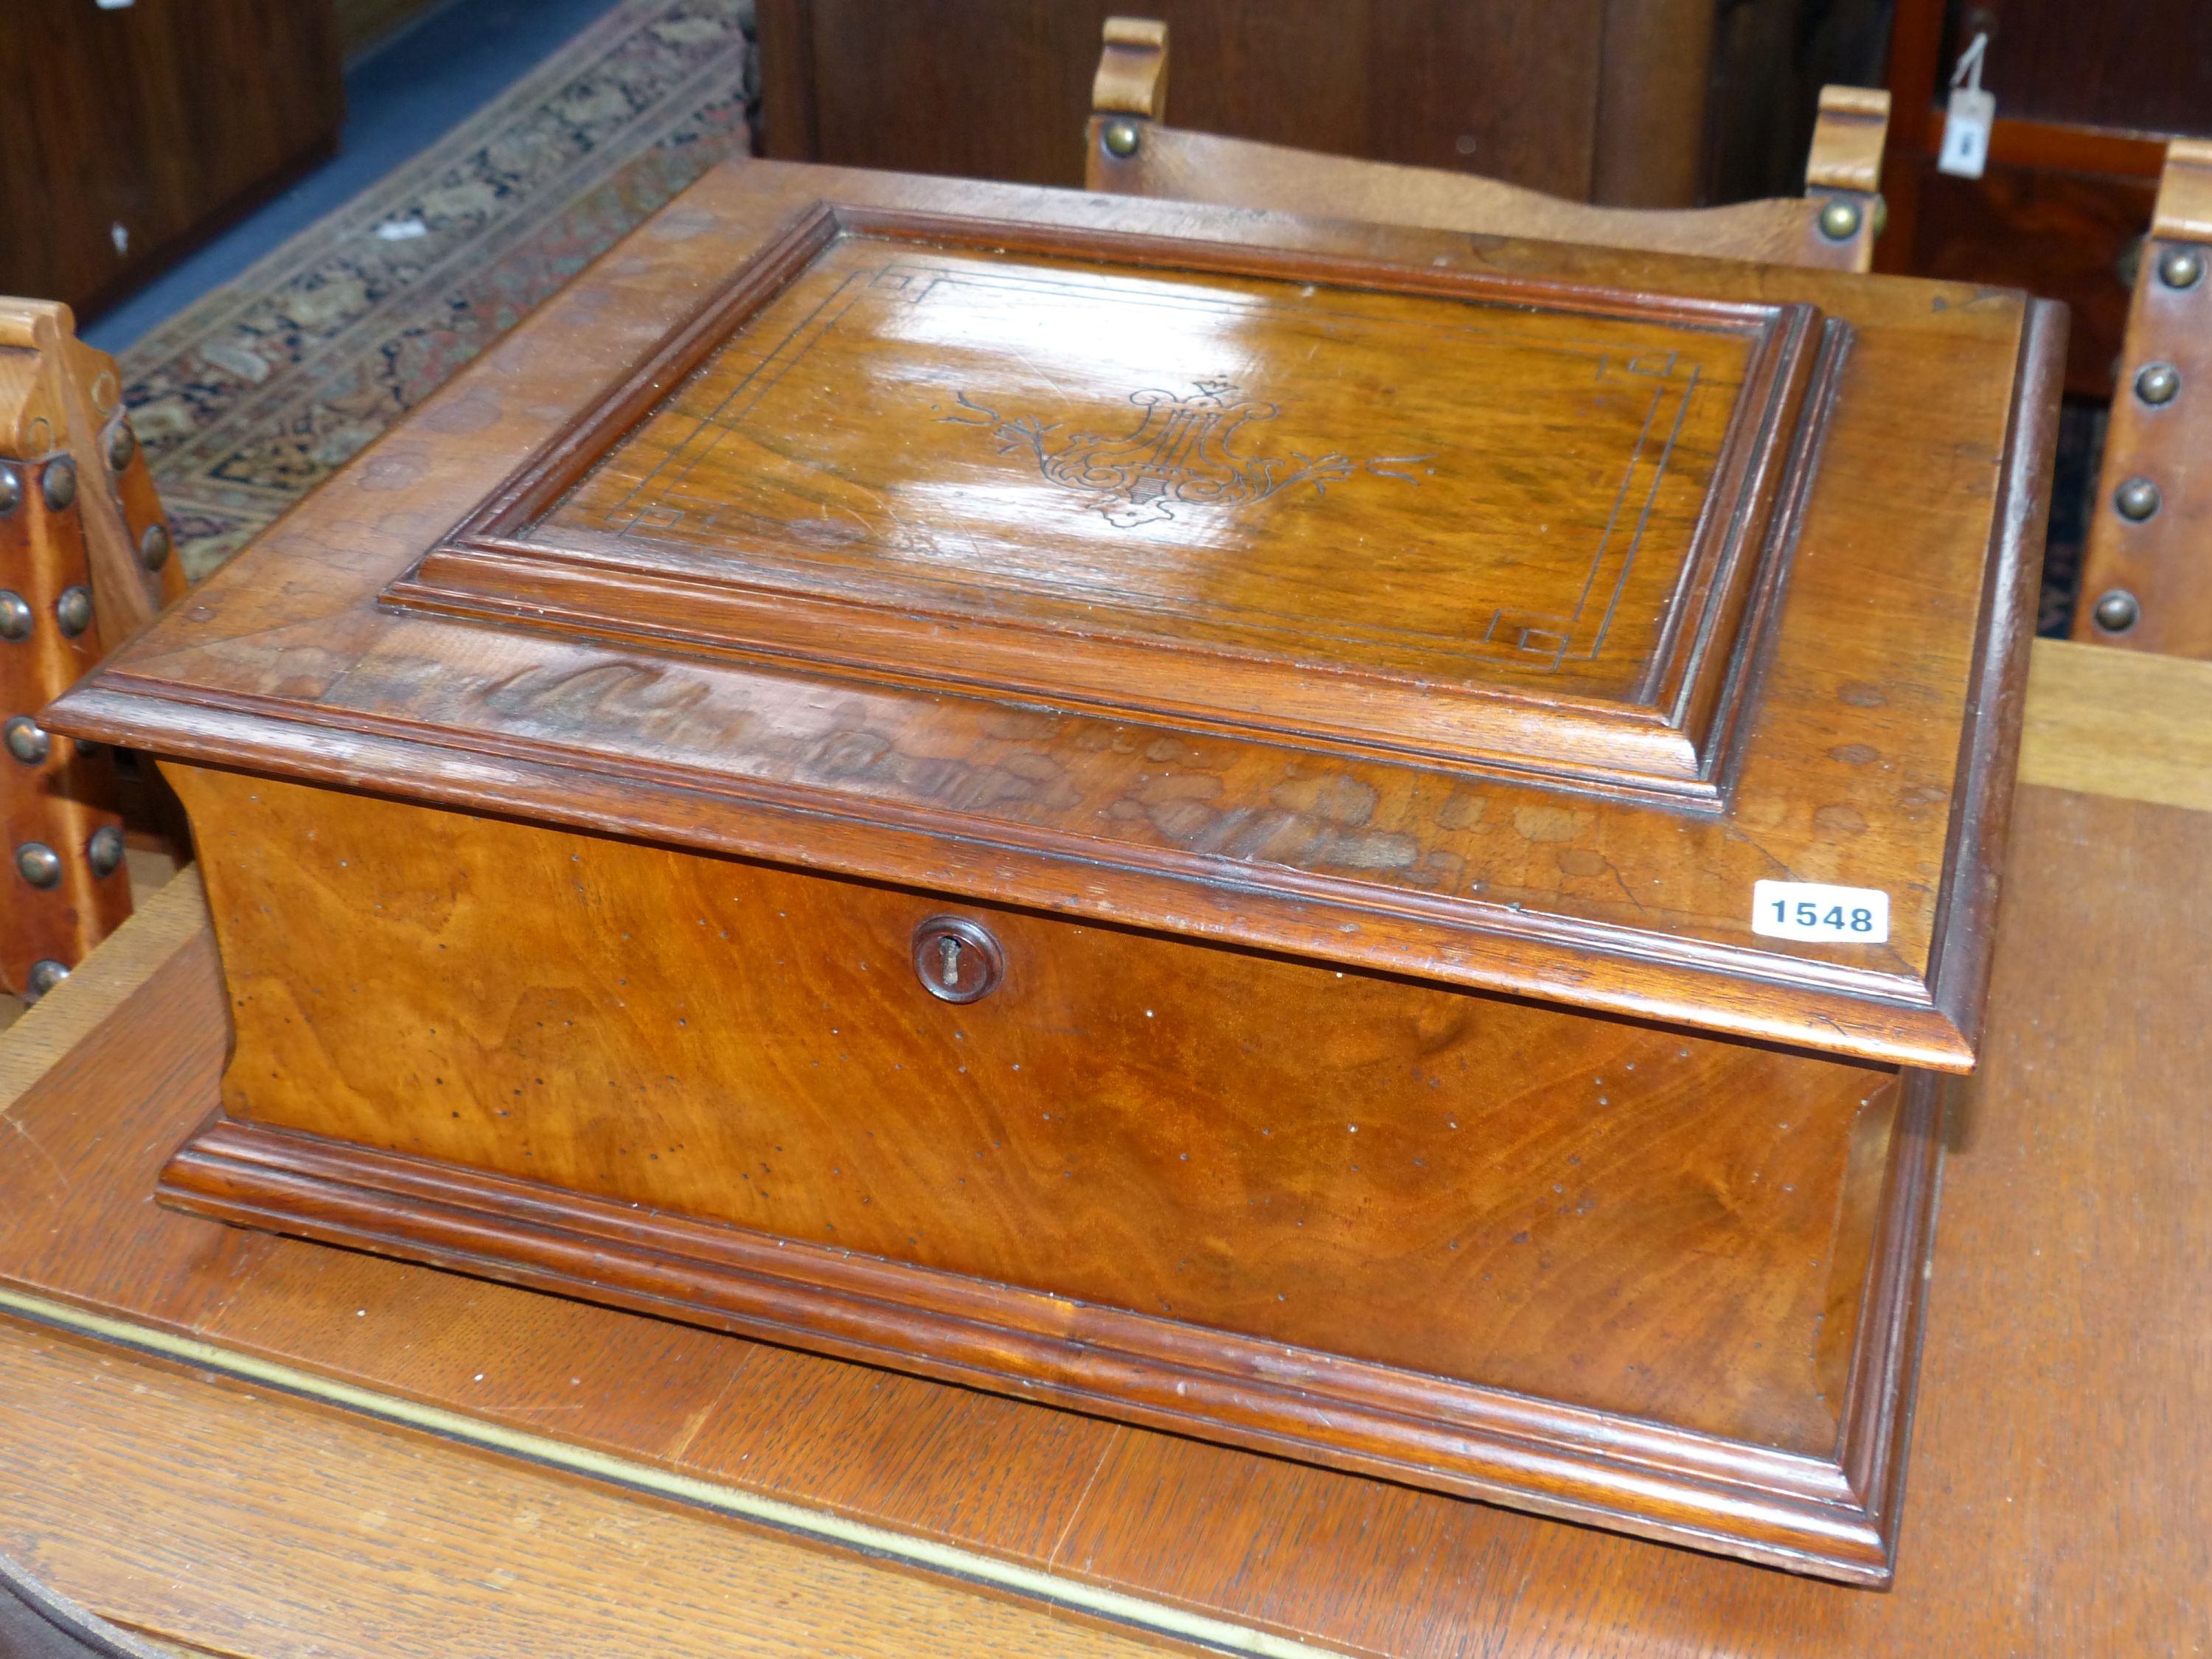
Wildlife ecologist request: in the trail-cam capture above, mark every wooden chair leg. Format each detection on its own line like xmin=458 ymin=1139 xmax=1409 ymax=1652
xmin=2073 ymin=139 xmax=2212 ymax=654
xmin=1 ymin=300 xmax=188 ymax=1005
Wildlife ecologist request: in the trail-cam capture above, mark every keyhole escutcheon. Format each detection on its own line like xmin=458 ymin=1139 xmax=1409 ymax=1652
xmin=911 ymin=915 xmax=1004 ymax=1004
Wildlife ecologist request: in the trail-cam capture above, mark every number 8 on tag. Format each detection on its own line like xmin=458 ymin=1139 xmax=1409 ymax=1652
xmin=1751 ymin=880 xmax=1889 ymax=944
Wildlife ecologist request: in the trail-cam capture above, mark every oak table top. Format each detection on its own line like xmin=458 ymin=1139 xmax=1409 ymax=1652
xmin=2 ymin=636 xmax=2205 ymax=1658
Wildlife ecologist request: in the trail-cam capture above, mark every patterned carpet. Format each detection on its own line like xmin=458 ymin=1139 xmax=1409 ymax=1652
xmin=120 ymin=0 xmax=757 ymax=581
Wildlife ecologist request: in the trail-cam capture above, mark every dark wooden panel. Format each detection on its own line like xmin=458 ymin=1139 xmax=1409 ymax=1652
xmin=759 ymin=0 xmax=1688 ymax=204
xmin=1360 ymin=0 xmax=1604 ymax=198
xmin=0 ymin=0 xmax=344 ymax=313
xmin=1593 ymin=0 xmax=1714 ymax=206
xmin=1879 ymin=0 xmax=2179 ymax=401
xmin=1902 ymin=158 xmax=2147 ymax=399
xmin=1947 ymin=0 xmax=2212 ymax=139
xmin=1702 ymin=0 xmax=1891 ymax=206
xmin=772 ymin=0 xmax=1360 ymax=188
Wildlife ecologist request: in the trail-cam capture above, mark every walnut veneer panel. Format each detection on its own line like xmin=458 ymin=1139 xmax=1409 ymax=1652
xmin=157 ymin=759 xmax=1938 ymax=1576
xmin=170 ymin=765 xmax=1894 ymax=1454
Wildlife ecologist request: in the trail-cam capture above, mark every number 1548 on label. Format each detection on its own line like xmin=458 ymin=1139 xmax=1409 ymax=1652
xmin=1751 ymin=880 xmax=1890 ymax=944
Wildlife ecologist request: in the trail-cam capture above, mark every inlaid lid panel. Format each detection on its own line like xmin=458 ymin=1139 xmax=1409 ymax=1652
xmin=395 ymin=215 xmax=1830 ymax=800
xmin=552 ymin=244 xmax=1739 ymax=693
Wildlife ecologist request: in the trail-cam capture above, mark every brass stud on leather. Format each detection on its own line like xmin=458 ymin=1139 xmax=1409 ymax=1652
xmin=2157 ymin=245 xmax=2205 ymax=290
xmin=139 ymin=522 xmax=173 ymax=571
xmin=0 ymin=591 xmax=29 ymax=641
xmin=1102 ymin=117 xmax=1141 ymax=159
xmin=86 ymin=824 xmax=125 ymax=877
xmin=2116 ymin=235 xmax=2145 ymax=290
xmin=15 ymin=841 xmax=62 ymax=888
xmin=4 ymin=716 xmax=49 ymax=765
xmin=55 ymin=584 xmax=94 ymax=638
xmin=105 ymin=420 xmax=137 ymax=472
xmin=2093 ymin=589 xmax=2141 ymax=633
xmin=0 ymin=462 xmax=19 ymax=515
xmin=2115 ymin=477 xmax=2163 ymax=522
xmin=26 ymin=959 xmax=69 ymax=999
xmin=2135 ymin=362 xmax=2181 ymax=406
xmin=41 ymin=457 xmax=77 ymax=512
xmin=1818 ymin=198 xmax=1863 ymax=241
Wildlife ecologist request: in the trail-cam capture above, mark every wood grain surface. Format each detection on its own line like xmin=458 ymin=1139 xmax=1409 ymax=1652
xmin=756 ymin=0 xmax=1713 ymax=209
xmin=0 ymin=656 xmax=2206 ymax=1648
xmin=170 ymin=767 xmax=1895 ymax=1451
xmin=0 ymin=863 xmax=206 ymax=1105
xmin=1085 ymin=90 xmax=1888 ymax=274
xmin=0 ymin=0 xmax=343 ymax=315
xmin=156 ymin=756 xmax=1934 ymax=1579
xmin=2020 ymin=638 xmax=2212 ymax=810
xmin=426 ymin=226 xmax=1815 ymax=793
xmin=46 ymin=161 xmax=2065 ymax=1074
xmin=1885 ymin=157 xmax=2146 ymax=401
xmin=0 ymin=1320 xmax=1185 ymax=1659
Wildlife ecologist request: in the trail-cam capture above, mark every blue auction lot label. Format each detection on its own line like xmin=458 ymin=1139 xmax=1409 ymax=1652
xmin=1751 ymin=880 xmax=1890 ymax=944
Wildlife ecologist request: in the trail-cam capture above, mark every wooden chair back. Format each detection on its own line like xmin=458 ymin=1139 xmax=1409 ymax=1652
xmin=1085 ymin=17 xmax=1890 ymax=274
xmin=0 ymin=299 xmax=186 ymax=1004
xmin=2073 ymin=139 xmax=2212 ymax=653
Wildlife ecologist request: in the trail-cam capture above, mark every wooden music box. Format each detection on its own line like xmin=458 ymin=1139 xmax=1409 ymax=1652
xmin=46 ymin=161 xmax=2061 ymax=1585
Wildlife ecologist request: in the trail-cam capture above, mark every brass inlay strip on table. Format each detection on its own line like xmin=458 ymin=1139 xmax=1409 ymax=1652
xmin=0 ymin=1286 xmax=1324 ymax=1659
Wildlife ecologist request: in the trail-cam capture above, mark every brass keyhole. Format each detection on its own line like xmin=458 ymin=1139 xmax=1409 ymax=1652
xmin=912 ymin=916 xmax=1004 ymax=1004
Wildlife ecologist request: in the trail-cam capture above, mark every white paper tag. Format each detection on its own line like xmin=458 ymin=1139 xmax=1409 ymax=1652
xmin=1939 ymin=87 xmax=1995 ymax=178
xmin=1753 ymin=881 xmax=1890 ymax=944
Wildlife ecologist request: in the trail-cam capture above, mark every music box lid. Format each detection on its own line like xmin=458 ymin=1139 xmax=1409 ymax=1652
xmin=50 ymin=161 xmax=2062 ymax=1071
